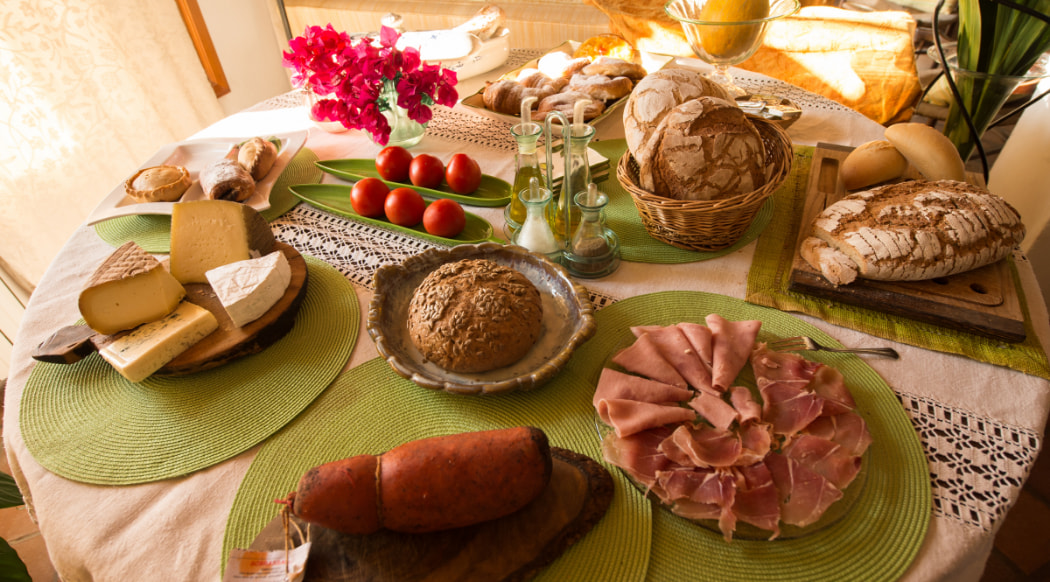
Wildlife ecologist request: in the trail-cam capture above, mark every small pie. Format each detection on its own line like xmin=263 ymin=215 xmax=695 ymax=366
xmin=124 ymin=165 xmax=192 ymax=203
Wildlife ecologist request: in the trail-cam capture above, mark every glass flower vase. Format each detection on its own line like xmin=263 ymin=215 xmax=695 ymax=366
xmin=377 ymin=82 xmax=426 ymax=148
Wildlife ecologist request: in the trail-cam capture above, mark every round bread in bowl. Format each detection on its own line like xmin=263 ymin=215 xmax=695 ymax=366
xmin=369 ymin=243 xmax=596 ymax=395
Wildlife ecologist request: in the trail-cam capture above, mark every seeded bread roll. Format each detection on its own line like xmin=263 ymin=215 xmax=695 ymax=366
xmin=636 ymin=96 xmax=767 ymax=201
xmin=407 ymin=259 xmax=543 ymax=373
xmin=800 ymin=180 xmax=1025 ymax=285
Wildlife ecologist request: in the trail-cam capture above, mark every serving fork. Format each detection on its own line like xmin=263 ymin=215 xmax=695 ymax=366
xmin=768 ymin=336 xmax=900 ymax=359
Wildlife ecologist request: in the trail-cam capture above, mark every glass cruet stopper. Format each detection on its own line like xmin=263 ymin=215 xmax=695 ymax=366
xmin=564 ymin=183 xmax=620 ymax=278
xmin=512 ymin=177 xmax=562 ymax=260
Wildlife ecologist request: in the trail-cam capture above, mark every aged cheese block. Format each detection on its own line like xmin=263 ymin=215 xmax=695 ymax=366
xmin=98 ymin=301 xmax=219 ymax=382
xmin=800 ymin=180 xmax=1025 ymax=285
xmin=205 ymin=250 xmax=291 ymax=327
xmin=169 ymin=200 xmax=276 ymax=284
xmin=78 ymin=241 xmax=186 ymax=335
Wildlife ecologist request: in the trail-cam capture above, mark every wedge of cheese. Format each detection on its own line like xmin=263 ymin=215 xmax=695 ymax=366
xmin=205 ymin=250 xmax=291 ymax=327
xmin=169 ymin=200 xmax=276 ymax=284
xmin=78 ymin=242 xmax=186 ymax=335
xmin=99 ymin=301 xmax=219 ymax=383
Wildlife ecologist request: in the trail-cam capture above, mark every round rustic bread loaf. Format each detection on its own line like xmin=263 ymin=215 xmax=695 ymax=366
xmin=622 ymin=68 xmax=730 ymax=167
xmin=407 ymin=259 xmax=543 ymax=373
xmin=636 ymin=96 xmax=767 ymax=201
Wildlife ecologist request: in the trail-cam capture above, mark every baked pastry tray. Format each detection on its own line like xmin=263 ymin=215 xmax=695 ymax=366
xmin=788 ymin=142 xmax=1025 ymax=343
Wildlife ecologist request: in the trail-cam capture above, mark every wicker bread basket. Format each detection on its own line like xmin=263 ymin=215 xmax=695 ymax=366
xmin=617 ymin=115 xmax=793 ymax=252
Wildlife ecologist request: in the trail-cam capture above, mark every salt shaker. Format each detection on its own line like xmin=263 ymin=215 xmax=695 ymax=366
xmin=512 ymin=177 xmax=562 ymax=261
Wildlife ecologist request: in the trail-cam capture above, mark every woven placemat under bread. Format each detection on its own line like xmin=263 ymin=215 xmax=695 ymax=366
xmin=589 ymin=140 xmax=773 ymax=264
xmin=20 ymin=257 xmax=358 ymax=485
xmin=92 ymin=147 xmax=321 ymax=252
xmin=564 ymin=291 xmax=930 ymax=582
xmin=746 ymin=146 xmax=1050 ymax=380
xmin=223 ymin=358 xmax=652 ymax=582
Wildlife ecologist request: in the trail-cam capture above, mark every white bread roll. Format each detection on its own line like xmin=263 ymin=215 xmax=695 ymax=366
xmin=840 ymin=140 xmax=908 ymax=190
xmin=884 ymin=123 xmax=966 ymax=182
xmin=800 ymin=180 xmax=1025 ymax=285
xmin=636 ymin=96 xmax=766 ymax=201
xmin=622 ymin=68 xmax=730 ymax=168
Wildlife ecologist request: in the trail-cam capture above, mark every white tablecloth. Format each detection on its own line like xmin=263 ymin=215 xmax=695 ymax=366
xmin=4 ymin=54 xmax=1049 ymax=581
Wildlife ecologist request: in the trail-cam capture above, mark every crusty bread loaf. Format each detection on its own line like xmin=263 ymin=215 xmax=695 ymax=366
xmin=840 ymin=139 xmax=907 ymax=190
xmin=622 ymin=68 xmax=730 ymax=168
xmin=884 ymin=123 xmax=966 ymax=182
xmin=636 ymin=96 xmax=767 ymax=201
xmin=800 ymin=180 xmax=1025 ymax=285
xmin=407 ymin=259 xmax=543 ymax=373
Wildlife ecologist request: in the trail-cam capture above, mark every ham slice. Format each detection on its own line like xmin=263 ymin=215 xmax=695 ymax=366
xmin=612 ymin=333 xmax=687 ymax=388
xmin=600 ymin=399 xmax=696 ymax=438
xmin=732 ymin=462 xmax=781 ymax=539
xmin=677 ymin=322 xmax=714 ymax=369
xmin=803 ymin=412 xmax=873 ymax=457
xmin=765 ymin=452 xmax=844 ymax=527
xmin=706 ymin=314 xmax=762 ymax=391
xmin=601 ymin=426 xmax=677 ymax=493
xmin=729 ymin=386 xmax=762 ymax=423
xmin=633 ymin=325 xmax=713 ymax=392
xmin=659 ymin=424 xmax=742 ymax=468
xmin=783 ymin=434 xmax=863 ymax=490
xmin=593 ymin=368 xmax=693 ymax=409
xmin=688 ymin=390 xmax=739 ymax=430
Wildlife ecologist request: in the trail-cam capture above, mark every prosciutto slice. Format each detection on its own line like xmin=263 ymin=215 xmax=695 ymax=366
xmin=783 ymin=434 xmax=863 ymax=490
xmin=601 ymin=426 xmax=677 ymax=492
xmin=809 ymin=365 xmax=857 ymax=416
xmin=600 ymin=399 xmax=696 ymax=438
xmin=765 ymin=452 xmax=844 ymax=527
xmin=752 ymin=345 xmax=825 ymax=434
xmin=737 ymin=421 xmax=773 ymax=465
xmin=688 ymin=390 xmax=739 ymax=430
xmin=732 ymin=463 xmax=781 ymax=539
xmin=706 ymin=314 xmax=762 ymax=392
xmin=633 ymin=325 xmax=713 ymax=392
xmin=658 ymin=468 xmax=739 ymax=541
xmin=593 ymin=368 xmax=693 ymax=409
xmin=804 ymin=412 xmax=873 ymax=457
xmin=612 ymin=333 xmax=687 ymax=388
xmin=659 ymin=424 xmax=742 ymax=468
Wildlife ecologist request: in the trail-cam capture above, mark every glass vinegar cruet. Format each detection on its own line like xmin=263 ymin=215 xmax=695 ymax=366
xmin=564 ymin=183 xmax=621 ymax=278
xmin=511 ymin=177 xmax=562 ymax=261
xmin=504 ymin=96 xmax=544 ymax=236
xmin=544 ymin=101 xmax=596 ymax=244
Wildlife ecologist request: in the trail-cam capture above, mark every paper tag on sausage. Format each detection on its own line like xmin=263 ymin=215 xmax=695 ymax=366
xmin=223 ymin=543 xmax=311 ymax=582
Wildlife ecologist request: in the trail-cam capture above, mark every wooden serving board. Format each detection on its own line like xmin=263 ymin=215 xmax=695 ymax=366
xmin=33 ymin=242 xmax=309 ymax=375
xmin=788 ymin=143 xmax=1025 ymax=342
xmin=249 ymin=447 xmax=614 ymax=582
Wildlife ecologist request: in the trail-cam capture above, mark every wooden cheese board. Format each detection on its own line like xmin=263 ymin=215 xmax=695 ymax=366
xmin=247 ymin=447 xmax=613 ymax=582
xmin=788 ymin=143 xmax=1025 ymax=342
xmin=33 ymin=242 xmax=309 ymax=375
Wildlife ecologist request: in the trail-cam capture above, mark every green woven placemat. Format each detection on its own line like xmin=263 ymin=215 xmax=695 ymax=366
xmin=223 ymin=360 xmax=653 ymax=582
xmin=590 ymin=139 xmax=773 ymax=264
xmin=92 ymin=148 xmax=322 ymax=253
xmin=746 ymin=146 xmax=1050 ymax=380
xmin=20 ymin=256 xmax=359 ymax=485
xmin=564 ymin=291 xmax=930 ymax=582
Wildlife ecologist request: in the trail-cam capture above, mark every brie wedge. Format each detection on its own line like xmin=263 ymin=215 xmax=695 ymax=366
xmin=206 ymin=250 xmax=291 ymax=327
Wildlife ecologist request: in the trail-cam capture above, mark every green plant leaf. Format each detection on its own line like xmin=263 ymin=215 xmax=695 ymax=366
xmin=0 ymin=537 xmax=31 ymax=582
xmin=0 ymin=472 xmax=25 ymax=509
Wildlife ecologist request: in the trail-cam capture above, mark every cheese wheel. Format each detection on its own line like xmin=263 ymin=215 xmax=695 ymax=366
xmin=169 ymin=200 xmax=276 ymax=284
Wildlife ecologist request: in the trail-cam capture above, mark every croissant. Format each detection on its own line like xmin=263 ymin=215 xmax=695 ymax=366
xmin=483 ymin=80 xmax=557 ymax=115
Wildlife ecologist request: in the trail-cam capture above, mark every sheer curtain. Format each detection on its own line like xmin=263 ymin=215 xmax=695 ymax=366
xmin=0 ymin=0 xmax=225 ymax=296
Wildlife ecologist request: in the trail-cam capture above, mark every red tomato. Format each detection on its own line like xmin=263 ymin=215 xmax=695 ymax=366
xmin=350 ymin=177 xmax=389 ymax=218
xmin=384 ymin=187 xmax=426 ymax=226
xmin=423 ymin=198 xmax=467 ymax=237
xmin=376 ymin=146 xmax=413 ymax=182
xmin=445 ymin=153 xmax=482 ymax=194
xmin=409 ymin=154 xmax=445 ymax=189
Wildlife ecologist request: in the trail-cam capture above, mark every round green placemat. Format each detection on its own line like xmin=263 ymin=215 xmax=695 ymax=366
xmin=223 ymin=359 xmax=653 ymax=582
xmin=590 ymin=140 xmax=774 ymax=264
xmin=20 ymin=256 xmax=359 ymax=485
xmin=92 ymin=147 xmax=322 ymax=253
xmin=564 ymin=291 xmax=930 ymax=582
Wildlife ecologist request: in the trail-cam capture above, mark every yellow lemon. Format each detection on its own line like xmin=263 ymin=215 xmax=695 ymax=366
xmin=696 ymin=0 xmax=770 ymax=61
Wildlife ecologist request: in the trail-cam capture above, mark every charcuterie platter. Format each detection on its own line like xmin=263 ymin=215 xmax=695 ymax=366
xmin=788 ymin=143 xmax=1025 ymax=342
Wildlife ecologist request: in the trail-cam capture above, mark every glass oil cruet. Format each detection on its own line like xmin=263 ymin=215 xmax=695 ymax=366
xmin=564 ymin=183 xmax=621 ymax=278
xmin=504 ymin=96 xmax=544 ymax=236
xmin=511 ymin=176 xmax=562 ymax=261
xmin=543 ymin=100 xmax=596 ymax=244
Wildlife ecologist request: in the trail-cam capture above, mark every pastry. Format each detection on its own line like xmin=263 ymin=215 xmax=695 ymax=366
xmin=407 ymin=259 xmax=543 ymax=373
xmin=482 ymin=80 xmax=556 ymax=115
xmin=582 ymin=56 xmax=647 ymax=81
xmin=124 ymin=165 xmax=191 ymax=203
xmin=200 ymin=158 xmax=255 ymax=202
xmin=536 ymin=91 xmax=606 ymax=121
xmin=566 ymin=74 xmax=633 ymax=101
xmin=237 ymin=137 xmax=278 ymax=181
xmin=536 ymin=51 xmax=592 ymax=79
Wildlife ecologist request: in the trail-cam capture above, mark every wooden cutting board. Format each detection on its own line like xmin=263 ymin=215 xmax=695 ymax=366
xmin=248 ymin=447 xmax=614 ymax=582
xmin=32 ymin=242 xmax=309 ymax=374
xmin=788 ymin=143 xmax=1026 ymax=343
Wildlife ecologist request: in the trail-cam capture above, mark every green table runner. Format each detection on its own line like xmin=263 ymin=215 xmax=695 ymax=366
xmin=746 ymin=146 xmax=1050 ymax=380
xmin=21 ymin=256 xmax=358 ymax=485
